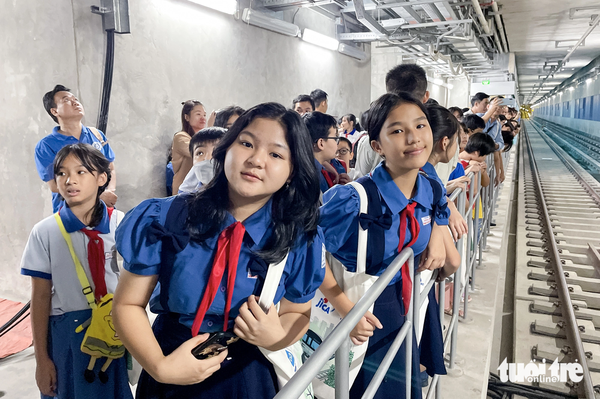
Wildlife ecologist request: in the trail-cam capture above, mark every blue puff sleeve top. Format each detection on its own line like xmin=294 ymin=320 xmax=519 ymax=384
xmin=319 ymin=164 xmax=449 ymax=284
xmin=116 ymin=196 xmax=326 ymax=332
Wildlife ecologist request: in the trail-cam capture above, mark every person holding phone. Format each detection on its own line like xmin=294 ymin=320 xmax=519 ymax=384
xmin=112 ymin=103 xmax=325 ymax=399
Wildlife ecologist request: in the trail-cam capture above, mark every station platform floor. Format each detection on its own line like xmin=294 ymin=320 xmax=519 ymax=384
xmin=0 ymin=150 xmax=517 ymax=399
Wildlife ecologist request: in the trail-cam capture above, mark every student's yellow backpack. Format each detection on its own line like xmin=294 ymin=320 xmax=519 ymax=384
xmin=55 ymin=213 xmax=125 ymax=383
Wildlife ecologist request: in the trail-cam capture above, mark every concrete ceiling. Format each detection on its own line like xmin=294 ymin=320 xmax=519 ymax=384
xmin=500 ymin=0 xmax=600 ymax=104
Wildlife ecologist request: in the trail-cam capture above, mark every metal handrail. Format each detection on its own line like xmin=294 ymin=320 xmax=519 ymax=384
xmin=274 ymin=248 xmax=416 ymax=399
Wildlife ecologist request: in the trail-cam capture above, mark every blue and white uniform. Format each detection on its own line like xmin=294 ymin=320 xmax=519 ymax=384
xmin=116 ymin=196 xmax=326 ymax=398
xmin=20 ymin=203 xmax=131 ymax=399
xmin=35 ymin=126 xmax=115 ymax=212
xmin=319 ymin=164 xmax=449 ymax=399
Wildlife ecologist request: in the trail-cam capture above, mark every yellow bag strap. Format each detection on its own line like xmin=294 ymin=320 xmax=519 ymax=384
xmin=54 ymin=213 xmax=97 ymax=309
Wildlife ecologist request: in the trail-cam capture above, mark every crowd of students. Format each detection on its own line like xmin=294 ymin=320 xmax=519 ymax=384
xmin=21 ymin=63 xmax=518 ymax=399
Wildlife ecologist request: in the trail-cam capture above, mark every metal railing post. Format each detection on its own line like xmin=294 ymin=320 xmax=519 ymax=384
xmin=462 ymin=173 xmax=476 ymax=319
xmin=362 ymin=255 xmax=415 ymax=399
xmin=475 ymin=170 xmax=483 ymax=267
xmin=335 ymin=337 xmax=350 ymax=399
xmin=448 ymin=188 xmax=466 ymax=368
xmin=274 ymin=250 xmax=416 ymax=399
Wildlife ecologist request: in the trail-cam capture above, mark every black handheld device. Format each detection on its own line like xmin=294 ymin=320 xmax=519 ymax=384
xmin=191 ymin=331 xmax=239 ymax=360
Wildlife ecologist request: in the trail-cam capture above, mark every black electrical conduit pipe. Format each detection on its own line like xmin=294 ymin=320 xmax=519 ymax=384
xmin=97 ymin=29 xmax=115 ymax=134
xmin=0 ymin=301 xmax=30 ymax=337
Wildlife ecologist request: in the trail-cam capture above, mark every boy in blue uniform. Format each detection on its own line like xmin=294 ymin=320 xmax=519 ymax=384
xmin=303 ymin=112 xmax=351 ymax=193
xmin=36 ymin=85 xmax=117 ymax=211
xmin=178 ymin=127 xmax=226 ymax=193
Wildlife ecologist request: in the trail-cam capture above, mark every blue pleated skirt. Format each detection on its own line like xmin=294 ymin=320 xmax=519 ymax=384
xmin=349 ymin=277 xmax=446 ymax=399
xmin=420 ymin=287 xmax=447 ymax=378
xmin=41 ymin=309 xmax=132 ymax=399
xmin=136 ymin=313 xmax=279 ymax=399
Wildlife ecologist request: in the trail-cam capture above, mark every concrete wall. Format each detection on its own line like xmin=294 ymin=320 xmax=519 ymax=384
xmin=370 ymin=44 xmax=453 ymax=106
xmin=426 ymin=74 xmax=449 ymax=107
xmin=447 ymin=77 xmax=470 ymax=108
xmin=534 ymin=77 xmax=600 ymax=138
xmin=370 ymin=45 xmax=402 ymax=102
xmin=1 ymin=0 xmax=371 ymax=300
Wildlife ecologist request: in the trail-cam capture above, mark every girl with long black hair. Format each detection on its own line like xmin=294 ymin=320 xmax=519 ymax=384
xmin=113 ymin=103 xmax=325 ymax=399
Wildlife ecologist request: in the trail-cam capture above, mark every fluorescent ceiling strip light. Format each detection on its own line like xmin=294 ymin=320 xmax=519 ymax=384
xmin=242 ymin=8 xmax=300 ymax=37
xmin=302 ymin=29 xmax=339 ymax=51
xmin=338 ymin=43 xmax=368 ymax=61
xmin=188 ymin=0 xmax=237 ymax=15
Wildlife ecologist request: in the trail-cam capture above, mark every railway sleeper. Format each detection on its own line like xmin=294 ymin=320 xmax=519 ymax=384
xmin=529 ymin=282 xmax=600 ymax=310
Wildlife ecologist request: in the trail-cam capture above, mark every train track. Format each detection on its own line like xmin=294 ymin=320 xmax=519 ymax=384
xmin=513 ymin=120 xmax=600 ymax=398
xmin=530 ymin=118 xmax=600 ymax=176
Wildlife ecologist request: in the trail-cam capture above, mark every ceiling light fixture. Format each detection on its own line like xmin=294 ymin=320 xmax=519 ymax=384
xmin=302 ymin=29 xmax=339 ymax=51
xmin=188 ymin=0 xmax=237 ymax=15
xmin=241 ymin=8 xmax=300 ymax=37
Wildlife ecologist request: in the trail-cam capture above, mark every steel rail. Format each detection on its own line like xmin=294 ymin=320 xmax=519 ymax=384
xmin=530 ymin=120 xmax=600 ymax=173
xmin=529 ymin=122 xmax=600 ymax=208
xmin=523 ymin=127 xmax=596 ymax=398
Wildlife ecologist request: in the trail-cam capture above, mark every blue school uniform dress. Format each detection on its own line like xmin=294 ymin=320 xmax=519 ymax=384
xmin=116 ymin=195 xmax=326 ymax=399
xmin=448 ymin=162 xmax=466 ymax=181
xmin=20 ymin=203 xmax=131 ymax=399
xmin=319 ymin=164 xmax=449 ymax=399
xmin=34 ymin=126 xmax=115 ymax=212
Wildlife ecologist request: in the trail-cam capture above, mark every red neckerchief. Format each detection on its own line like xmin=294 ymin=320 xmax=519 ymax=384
xmin=397 ymin=202 xmax=420 ymax=315
xmin=191 ymin=221 xmax=245 ymax=336
xmin=321 ymin=169 xmax=335 ymax=188
xmin=79 ymin=207 xmax=113 ymax=302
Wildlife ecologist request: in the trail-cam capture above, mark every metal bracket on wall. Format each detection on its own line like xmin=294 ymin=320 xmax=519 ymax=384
xmin=569 ymin=6 xmax=600 ymax=20
xmin=91 ymin=0 xmax=130 ymax=33
xmin=556 ymin=39 xmax=585 ymax=49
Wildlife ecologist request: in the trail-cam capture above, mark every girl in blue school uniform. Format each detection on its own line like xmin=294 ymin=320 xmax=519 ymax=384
xmin=21 ymin=143 xmax=132 ymax=399
xmin=422 ymin=103 xmax=470 ymax=242
xmin=319 ymin=93 xmax=460 ymax=399
xmin=112 ymin=103 xmax=325 ymax=399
